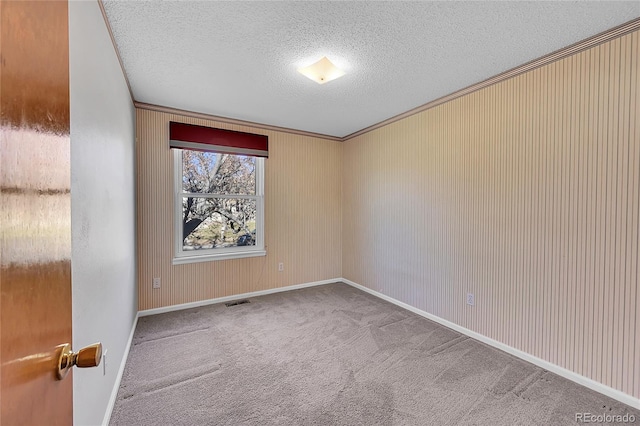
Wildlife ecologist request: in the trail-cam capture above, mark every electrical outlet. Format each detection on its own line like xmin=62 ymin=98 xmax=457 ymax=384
xmin=466 ymin=293 xmax=475 ymax=306
xmin=152 ymin=277 xmax=161 ymax=289
xmin=278 ymin=262 xmax=284 ymax=272
xmin=102 ymin=350 xmax=108 ymax=376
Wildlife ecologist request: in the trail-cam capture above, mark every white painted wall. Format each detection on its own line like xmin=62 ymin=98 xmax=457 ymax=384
xmin=69 ymin=2 xmax=136 ymax=425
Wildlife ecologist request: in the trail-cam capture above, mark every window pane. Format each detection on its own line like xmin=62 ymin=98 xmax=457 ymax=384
xmin=182 ymin=197 xmax=257 ymax=250
xmin=182 ymin=151 xmax=256 ymax=195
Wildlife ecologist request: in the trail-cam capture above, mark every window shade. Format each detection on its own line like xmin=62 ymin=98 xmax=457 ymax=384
xmin=169 ymin=122 xmax=268 ymax=158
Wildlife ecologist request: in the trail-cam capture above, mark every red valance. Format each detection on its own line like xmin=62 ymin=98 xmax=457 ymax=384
xmin=169 ymin=122 xmax=268 ymax=158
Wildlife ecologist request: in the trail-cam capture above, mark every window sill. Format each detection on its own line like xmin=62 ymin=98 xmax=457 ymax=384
xmin=172 ymin=249 xmax=266 ymax=265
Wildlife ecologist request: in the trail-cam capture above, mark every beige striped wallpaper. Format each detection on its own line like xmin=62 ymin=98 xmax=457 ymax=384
xmin=343 ymin=30 xmax=639 ymax=400
xmin=136 ymin=109 xmax=342 ymax=310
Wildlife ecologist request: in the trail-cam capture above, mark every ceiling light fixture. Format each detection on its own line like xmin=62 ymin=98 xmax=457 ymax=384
xmin=297 ymin=56 xmax=345 ymax=85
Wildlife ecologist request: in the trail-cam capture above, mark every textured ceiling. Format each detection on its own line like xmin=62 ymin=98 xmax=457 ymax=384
xmin=102 ymin=1 xmax=640 ymax=138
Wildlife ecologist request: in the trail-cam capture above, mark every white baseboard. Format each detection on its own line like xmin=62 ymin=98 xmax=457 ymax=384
xmin=341 ymin=278 xmax=640 ymax=410
xmin=138 ymin=278 xmax=340 ymax=317
xmin=102 ymin=313 xmax=139 ymax=426
xmin=103 ymin=277 xmax=639 ymax=422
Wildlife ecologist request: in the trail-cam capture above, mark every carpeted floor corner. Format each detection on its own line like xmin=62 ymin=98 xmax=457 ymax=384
xmin=110 ymin=283 xmax=639 ymax=425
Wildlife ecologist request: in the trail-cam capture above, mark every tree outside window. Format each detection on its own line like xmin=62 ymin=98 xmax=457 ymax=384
xmin=174 ymin=149 xmax=265 ymax=263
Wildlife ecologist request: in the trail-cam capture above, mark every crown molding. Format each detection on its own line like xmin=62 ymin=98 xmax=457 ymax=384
xmin=343 ymin=16 xmax=640 ymax=141
xmin=96 ymin=5 xmax=639 ymax=143
xmin=134 ymin=102 xmax=343 ymax=142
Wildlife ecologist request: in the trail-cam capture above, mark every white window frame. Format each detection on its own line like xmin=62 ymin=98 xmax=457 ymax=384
xmin=172 ymin=149 xmax=265 ymax=265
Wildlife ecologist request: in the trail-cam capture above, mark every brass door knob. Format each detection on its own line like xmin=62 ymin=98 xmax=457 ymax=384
xmin=57 ymin=342 xmax=102 ymax=380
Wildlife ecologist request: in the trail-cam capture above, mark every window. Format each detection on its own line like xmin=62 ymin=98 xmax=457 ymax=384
xmin=169 ymin=121 xmax=268 ymax=264
xmin=173 ymin=149 xmax=265 ymax=264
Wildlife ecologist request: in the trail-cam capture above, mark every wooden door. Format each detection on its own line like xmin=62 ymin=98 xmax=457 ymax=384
xmin=1 ymin=1 xmax=74 ymax=424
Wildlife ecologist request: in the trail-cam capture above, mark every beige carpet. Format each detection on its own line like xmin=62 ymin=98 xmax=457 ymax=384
xmin=110 ymin=283 xmax=639 ymax=425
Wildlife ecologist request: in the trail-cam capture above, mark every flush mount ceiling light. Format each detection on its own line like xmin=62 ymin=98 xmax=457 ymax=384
xmin=297 ymin=56 xmax=345 ymax=85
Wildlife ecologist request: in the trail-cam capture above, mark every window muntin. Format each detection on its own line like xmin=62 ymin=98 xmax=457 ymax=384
xmin=174 ymin=150 xmax=265 ymax=264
